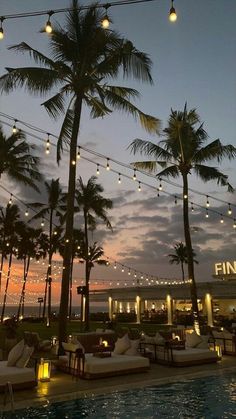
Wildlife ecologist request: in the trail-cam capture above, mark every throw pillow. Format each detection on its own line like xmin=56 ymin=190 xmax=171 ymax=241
xmin=113 ymin=334 xmax=131 ymax=354
xmin=185 ymin=331 xmax=202 ymax=348
xmin=15 ymin=345 xmax=34 ymax=368
xmin=7 ymin=339 xmax=25 ymax=367
xmin=124 ymin=339 xmax=140 ymax=356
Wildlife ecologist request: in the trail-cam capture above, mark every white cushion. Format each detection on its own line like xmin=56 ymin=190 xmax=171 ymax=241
xmin=124 ymin=339 xmax=140 ymax=356
xmin=156 ymin=347 xmax=218 ymax=364
xmin=7 ymin=340 xmax=25 ymax=367
xmin=62 ymin=341 xmax=85 ymax=353
xmin=113 ymin=334 xmax=131 ymax=355
xmin=15 ymin=345 xmax=34 ymax=368
xmin=196 ymin=335 xmax=210 ymax=349
xmin=0 ymin=361 xmax=35 ymax=386
xmin=185 ymin=331 xmax=202 ymax=348
xmin=84 ymin=353 xmax=149 ymax=375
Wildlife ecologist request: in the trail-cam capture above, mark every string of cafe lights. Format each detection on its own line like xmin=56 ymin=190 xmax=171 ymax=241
xmin=0 ymin=0 xmax=178 ymax=40
xmin=0 ymin=112 xmax=235 ymax=223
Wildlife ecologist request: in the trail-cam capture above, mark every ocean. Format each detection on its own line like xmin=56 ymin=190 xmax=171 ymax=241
xmin=0 ymin=305 xmax=108 ymax=317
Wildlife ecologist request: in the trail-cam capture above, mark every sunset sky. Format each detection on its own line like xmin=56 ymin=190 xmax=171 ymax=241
xmin=0 ymin=0 xmax=235 ymax=307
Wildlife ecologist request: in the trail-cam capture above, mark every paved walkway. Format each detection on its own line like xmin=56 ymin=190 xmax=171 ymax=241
xmin=2 ymin=356 xmax=236 ymax=412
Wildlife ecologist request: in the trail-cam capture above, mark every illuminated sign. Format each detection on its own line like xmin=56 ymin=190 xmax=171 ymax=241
xmin=214 ymin=261 xmax=236 ymax=276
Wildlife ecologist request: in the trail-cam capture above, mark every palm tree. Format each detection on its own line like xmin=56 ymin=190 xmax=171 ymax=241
xmin=168 ymin=242 xmax=198 ymax=282
xmin=0 ymin=125 xmax=41 ymax=189
xmin=0 ymin=1 xmax=159 ymax=342
xmin=0 ymin=205 xmax=23 ymax=322
xmin=16 ymin=225 xmax=47 ymax=320
xmin=129 ymin=104 xmax=236 ymax=328
xmin=0 ymin=204 xmax=21 ymax=293
xmin=30 ymin=178 xmax=64 ymax=325
xmin=75 ymin=176 xmax=112 ymax=330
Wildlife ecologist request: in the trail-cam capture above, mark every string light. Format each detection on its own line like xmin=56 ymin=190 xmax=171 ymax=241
xmin=45 ymin=133 xmax=50 ymax=154
xmin=114 ymin=262 xmax=117 ymax=269
xmin=133 ymin=169 xmax=137 ymax=181
xmin=41 ymin=218 xmax=45 ymax=227
xmin=71 ymin=160 xmax=76 ymax=165
xmin=138 ymin=181 xmax=141 ymax=192
xmin=191 ymin=203 xmax=194 ymax=212
xmin=118 ymin=173 xmax=121 ymax=184
xmin=12 ymin=119 xmax=18 ymax=134
xmin=205 ymin=209 xmax=209 ymax=218
xmin=77 ymin=147 xmax=81 ymax=160
xmin=228 ymin=204 xmax=232 ymax=215
xmin=159 ymin=179 xmax=163 ymax=191
xmin=233 ymin=219 xmax=236 ymax=229
xmin=183 ymin=194 xmax=188 ymax=199
xmin=8 ymin=194 xmax=12 ymax=205
xmin=96 ymin=164 xmax=100 ymax=175
xmin=206 ymin=196 xmax=210 ymax=207
xmin=45 ymin=11 xmax=54 ymax=34
xmin=174 ymin=196 xmax=177 ymax=205
xmin=106 ymin=158 xmax=110 ymax=171
xmin=169 ymin=0 xmax=177 ymax=22
xmin=101 ymin=4 xmax=111 ymax=29
xmin=0 ymin=18 xmax=4 ymax=40
xmin=25 ymin=208 xmax=29 ymax=217
xmin=220 ymin=214 xmax=224 ymax=224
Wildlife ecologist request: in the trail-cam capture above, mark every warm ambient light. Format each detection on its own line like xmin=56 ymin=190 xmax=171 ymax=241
xmin=169 ymin=0 xmax=177 ymax=22
xmin=37 ymin=358 xmax=51 ymax=382
xmin=45 ymin=12 xmax=54 ymax=34
xmin=101 ymin=5 xmax=110 ymax=29
xmin=0 ymin=18 xmax=4 ymax=40
xmin=102 ymin=340 xmax=108 ymax=347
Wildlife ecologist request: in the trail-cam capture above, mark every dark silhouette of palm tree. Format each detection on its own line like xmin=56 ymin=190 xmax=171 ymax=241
xmin=168 ymin=242 xmax=198 ymax=282
xmin=129 ymin=104 xmax=236 ymax=328
xmin=0 ymin=125 xmax=41 ymax=189
xmin=75 ymin=176 xmax=112 ymax=330
xmin=30 ymin=178 xmax=64 ymax=324
xmin=16 ymin=225 xmax=47 ymax=320
xmin=0 ymin=1 xmax=159 ymax=342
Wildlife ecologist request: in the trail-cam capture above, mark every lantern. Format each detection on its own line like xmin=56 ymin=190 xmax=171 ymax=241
xmin=37 ymin=358 xmax=51 ymax=382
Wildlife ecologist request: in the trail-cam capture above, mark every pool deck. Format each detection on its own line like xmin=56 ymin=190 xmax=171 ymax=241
xmin=2 ymin=356 xmax=236 ymax=412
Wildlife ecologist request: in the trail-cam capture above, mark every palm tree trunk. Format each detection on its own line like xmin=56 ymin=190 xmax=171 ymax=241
xmin=17 ymin=257 xmax=26 ymax=321
xmin=84 ymin=210 xmax=90 ymax=331
xmin=1 ymin=251 xmax=13 ymax=322
xmin=58 ymin=97 xmax=82 ymax=344
xmin=42 ymin=279 xmax=48 ymax=319
xmin=182 ymin=172 xmax=199 ymax=327
xmin=0 ymin=251 xmax=5 ymax=293
xmin=69 ymin=256 xmax=74 ymax=319
xmin=181 ymin=261 xmax=185 ymax=282
xmin=21 ymin=256 xmax=30 ymax=319
xmin=47 ymin=208 xmax=53 ymax=326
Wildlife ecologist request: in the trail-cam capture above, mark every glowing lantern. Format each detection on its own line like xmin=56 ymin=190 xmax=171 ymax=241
xmin=37 ymin=358 xmax=51 ymax=382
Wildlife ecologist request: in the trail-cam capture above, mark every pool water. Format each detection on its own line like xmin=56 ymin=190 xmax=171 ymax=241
xmin=3 ymin=372 xmax=236 ymax=418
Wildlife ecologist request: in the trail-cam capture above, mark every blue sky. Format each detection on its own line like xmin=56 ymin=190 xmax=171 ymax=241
xmin=0 ymin=0 xmax=236 ymax=302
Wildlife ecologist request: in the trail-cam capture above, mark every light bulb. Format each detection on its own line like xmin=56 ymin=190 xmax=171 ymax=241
xmin=12 ymin=120 xmax=18 ymax=134
xmin=72 ymin=160 xmax=76 ymax=165
xmin=114 ymin=263 xmax=117 ymax=270
xmin=41 ymin=218 xmax=45 ymax=227
xmin=169 ymin=1 xmax=177 ymax=22
xmin=220 ymin=215 xmax=224 ymax=224
xmin=118 ymin=174 xmax=121 ymax=184
xmin=8 ymin=195 xmax=12 ymax=205
xmin=159 ymin=180 xmax=163 ymax=191
xmin=106 ymin=158 xmax=110 ymax=171
xmin=45 ymin=134 xmax=50 ymax=154
xmin=0 ymin=19 xmax=4 ymax=40
xmin=233 ymin=219 xmax=236 ymax=229
xmin=77 ymin=147 xmax=81 ymax=159
xmin=138 ymin=181 xmax=141 ymax=192
xmin=25 ymin=208 xmax=29 ymax=217
xmin=133 ymin=169 xmax=137 ymax=181
xmin=228 ymin=204 xmax=232 ymax=215
xmin=184 ymin=194 xmax=188 ymax=199
xmin=206 ymin=196 xmax=210 ymax=207
xmin=174 ymin=196 xmax=177 ymax=205
xmin=96 ymin=164 xmax=100 ymax=175
xmin=205 ymin=210 xmax=209 ymax=218
xmin=45 ymin=15 xmax=53 ymax=34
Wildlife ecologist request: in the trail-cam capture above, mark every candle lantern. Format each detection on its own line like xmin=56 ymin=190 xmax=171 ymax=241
xmin=37 ymin=358 xmax=51 ymax=382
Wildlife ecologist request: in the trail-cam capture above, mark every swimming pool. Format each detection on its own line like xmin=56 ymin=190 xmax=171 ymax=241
xmin=3 ymin=371 xmax=236 ymax=418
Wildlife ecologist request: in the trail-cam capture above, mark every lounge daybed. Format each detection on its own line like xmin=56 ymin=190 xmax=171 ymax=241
xmin=80 ymin=353 xmax=149 ymax=379
xmin=211 ymin=330 xmax=236 ymax=355
xmin=140 ymin=330 xmax=219 ymax=367
xmin=58 ymin=334 xmax=149 ymax=378
xmin=0 ymin=339 xmax=36 ymax=391
xmin=71 ymin=330 xmax=116 ymax=353
xmin=0 ymin=361 xmax=36 ymax=391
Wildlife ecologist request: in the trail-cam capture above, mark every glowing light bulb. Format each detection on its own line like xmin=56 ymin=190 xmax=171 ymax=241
xmin=12 ymin=120 xmax=18 ymax=134
xmin=0 ymin=19 xmax=4 ymax=40
xmin=72 ymin=160 xmax=76 ymax=165
xmin=118 ymin=174 xmax=121 ymax=184
xmin=205 ymin=210 xmax=209 ymax=218
xmin=8 ymin=194 xmax=12 ymax=205
xmin=96 ymin=164 xmax=100 ymax=175
xmin=41 ymin=218 xmax=45 ymax=227
xmin=25 ymin=208 xmax=29 ymax=217
xmin=184 ymin=194 xmax=188 ymax=199
xmin=169 ymin=0 xmax=177 ymax=22
xmin=206 ymin=196 xmax=210 ymax=207
xmin=77 ymin=147 xmax=81 ymax=160
xmin=220 ymin=215 xmax=224 ymax=224
xmin=133 ymin=169 xmax=137 ymax=181
xmin=138 ymin=181 xmax=141 ymax=192
xmin=228 ymin=204 xmax=232 ymax=215
xmin=106 ymin=158 xmax=110 ymax=171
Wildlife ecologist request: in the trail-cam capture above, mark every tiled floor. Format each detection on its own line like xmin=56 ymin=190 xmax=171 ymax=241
xmin=2 ymin=356 xmax=236 ymax=412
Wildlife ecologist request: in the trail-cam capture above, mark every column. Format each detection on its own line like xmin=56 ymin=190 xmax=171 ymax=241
xmin=166 ymin=294 xmax=173 ymax=325
xmin=114 ymin=300 xmax=118 ymax=313
xmin=144 ymin=299 xmax=148 ymax=311
xmin=108 ymin=296 xmax=113 ymax=320
xmin=82 ymin=295 xmax=86 ymax=322
xmin=205 ymin=293 xmax=213 ymax=327
xmin=136 ymin=295 xmax=141 ymax=324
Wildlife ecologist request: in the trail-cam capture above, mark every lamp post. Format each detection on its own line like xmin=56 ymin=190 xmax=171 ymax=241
xmin=77 ymin=286 xmax=87 ymax=331
xmin=37 ymin=297 xmax=44 ymax=318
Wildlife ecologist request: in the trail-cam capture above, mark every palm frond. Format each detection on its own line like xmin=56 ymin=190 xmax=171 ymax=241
xmin=194 ymin=164 xmax=234 ymax=192
xmin=57 ymin=105 xmax=75 ymax=162
xmin=194 ymin=139 xmax=236 ymax=163
xmin=128 ymin=139 xmax=172 ymax=161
